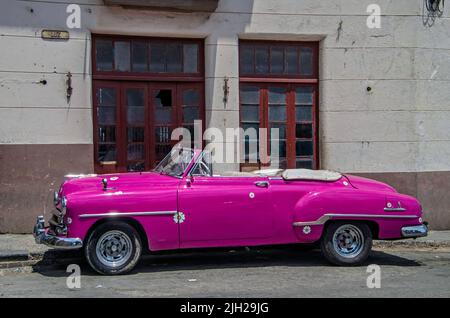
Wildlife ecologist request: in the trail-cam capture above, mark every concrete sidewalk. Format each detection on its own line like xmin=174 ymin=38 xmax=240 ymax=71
xmin=0 ymin=231 xmax=449 ymax=268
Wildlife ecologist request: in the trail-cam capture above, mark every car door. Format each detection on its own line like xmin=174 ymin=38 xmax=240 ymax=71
xmin=177 ymin=172 xmax=275 ymax=248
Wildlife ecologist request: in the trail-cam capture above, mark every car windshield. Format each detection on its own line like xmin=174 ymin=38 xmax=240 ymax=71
xmin=153 ymin=148 xmax=195 ymax=177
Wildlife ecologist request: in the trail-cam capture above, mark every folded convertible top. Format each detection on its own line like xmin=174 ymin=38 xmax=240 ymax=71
xmin=281 ymin=169 xmax=342 ymax=181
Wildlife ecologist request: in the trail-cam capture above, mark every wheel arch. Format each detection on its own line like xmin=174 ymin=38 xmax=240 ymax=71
xmin=84 ymin=217 xmax=149 ymax=252
xmin=322 ymin=219 xmax=379 ymax=240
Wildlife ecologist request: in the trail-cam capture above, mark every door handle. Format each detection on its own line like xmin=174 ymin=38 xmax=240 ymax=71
xmin=254 ymin=181 xmax=269 ymax=188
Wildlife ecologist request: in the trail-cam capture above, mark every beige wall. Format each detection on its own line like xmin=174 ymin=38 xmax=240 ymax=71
xmin=0 ymin=0 xmax=449 ymax=231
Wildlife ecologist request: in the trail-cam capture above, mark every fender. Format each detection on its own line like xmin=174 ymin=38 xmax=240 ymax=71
xmin=292 ymin=188 xmax=421 ymax=241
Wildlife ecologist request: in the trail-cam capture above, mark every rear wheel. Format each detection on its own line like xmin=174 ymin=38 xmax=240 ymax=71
xmin=320 ymin=221 xmax=372 ymax=266
xmin=85 ymin=221 xmax=142 ymax=275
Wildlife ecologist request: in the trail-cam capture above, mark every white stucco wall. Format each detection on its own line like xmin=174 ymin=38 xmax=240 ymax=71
xmin=0 ymin=0 xmax=449 ymax=173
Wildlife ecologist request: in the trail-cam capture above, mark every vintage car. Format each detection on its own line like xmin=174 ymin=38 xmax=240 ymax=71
xmin=34 ymin=147 xmax=428 ymax=275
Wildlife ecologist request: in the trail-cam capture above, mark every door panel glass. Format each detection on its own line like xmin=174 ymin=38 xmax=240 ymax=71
xmin=182 ymin=90 xmax=199 ymax=106
xmin=296 ymin=123 xmax=313 ymax=139
xmin=96 ymin=87 xmax=117 ymax=163
xmin=182 ymin=107 xmax=199 ymax=123
xmin=125 ymin=88 xmax=146 ymax=171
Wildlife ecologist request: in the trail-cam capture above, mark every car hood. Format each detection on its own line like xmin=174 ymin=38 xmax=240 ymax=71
xmin=60 ymin=171 xmax=180 ymax=197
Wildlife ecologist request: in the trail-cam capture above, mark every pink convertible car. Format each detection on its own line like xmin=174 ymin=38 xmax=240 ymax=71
xmin=34 ymin=147 xmax=428 ymax=275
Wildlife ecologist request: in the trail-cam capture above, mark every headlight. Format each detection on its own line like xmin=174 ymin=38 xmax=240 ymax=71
xmin=61 ymin=196 xmax=67 ymax=215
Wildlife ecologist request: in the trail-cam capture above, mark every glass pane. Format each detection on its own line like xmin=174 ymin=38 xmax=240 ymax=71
xmin=300 ymin=47 xmax=313 ymax=75
xmin=268 ymin=87 xmax=286 ymax=104
xmin=295 ymin=86 xmax=313 ymax=105
xmin=132 ymin=42 xmax=148 ymax=72
xmin=127 ymin=127 xmax=144 ymax=142
xmin=182 ymin=106 xmax=199 ymax=123
xmin=296 ymin=140 xmax=313 ymax=156
xmin=296 ymin=159 xmax=313 ymax=169
xmin=296 ymin=106 xmax=312 ymax=121
xmin=98 ymin=126 xmax=116 ymax=143
xmin=167 ymin=43 xmax=182 ymax=72
xmin=183 ymin=90 xmax=199 ymax=106
xmin=276 ymin=140 xmax=286 ymax=157
xmin=269 ymin=105 xmax=286 ymax=122
xmin=155 ymin=126 xmax=171 ymax=143
xmin=270 ymin=47 xmax=283 ymax=74
xmin=255 ymin=46 xmax=269 ymax=74
xmin=127 ymin=144 xmax=145 ymax=161
xmin=150 ymin=43 xmax=166 ymax=72
xmin=154 ymin=90 xmax=172 ymax=107
xmin=97 ymin=106 xmax=116 ymax=125
xmin=127 ymin=89 xmax=145 ymax=124
xmin=127 ymin=107 xmax=144 ymax=124
xmin=127 ymin=88 xmax=144 ymax=106
xmin=128 ymin=162 xmax=145 ymax=172
xmin=155 ymin=144 xmax=172 ymax=160
xmin=96 ymin=40 xmax=113 ymax=71
xmin=240 ymin=86 xmax=260 ymax=104
xmin=155 ymin=109 xmax=171 ymax=124
xmin=97 ymin=88 xmax=116 ymax=106
xmin=98 ymin=144 xmax=116 ymax=162
xmin=244 ymin=139 xmax=259 ymax=161
xmin=296 ymin=123 xmax=313 ymax=139
xmin=183 ymin=44 xmax=198 ymax=73
xmin=270 ymin=123 xmax=286 ymax=139
xmin=242 ymin=123 xmax=259 ymax=138
xmin=114 ymin=41 xmax=130 ymax=72
xmin=241 ymin=105 xmax=259 ymax=122
xmin=285 ymin=47 xmax=298 ymax=74
xmin=241 ymin=45 xmax=254 ymax=74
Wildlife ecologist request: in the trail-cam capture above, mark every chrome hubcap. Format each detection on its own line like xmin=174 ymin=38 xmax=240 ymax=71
xmin=96 ymin=230 xmax=132 ymax=268
xmin=332 ymin=224 xmax=364 ymax=258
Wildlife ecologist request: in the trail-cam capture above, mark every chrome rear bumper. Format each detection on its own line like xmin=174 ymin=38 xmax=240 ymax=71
xmin=33 ymin=216 xmax=82 ymax=249
xmin=401 ymin=224 xmax=428 ymax=238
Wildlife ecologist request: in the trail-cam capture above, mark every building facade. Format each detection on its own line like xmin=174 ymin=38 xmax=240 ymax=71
xmin=0 ymin=0 xmax=449 ymax=233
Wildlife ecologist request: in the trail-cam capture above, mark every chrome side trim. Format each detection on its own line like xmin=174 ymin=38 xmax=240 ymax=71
xmin=79 ymin=211 xmax=177 ymax=219
xmin=384 ymin=207 xmax=406 ymax=212
xmin=293 ymin=213 xmax=418 ymax=227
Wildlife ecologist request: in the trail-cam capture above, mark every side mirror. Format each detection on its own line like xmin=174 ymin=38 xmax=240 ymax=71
xmin=186 ymin=176 xmax=193 ymax=187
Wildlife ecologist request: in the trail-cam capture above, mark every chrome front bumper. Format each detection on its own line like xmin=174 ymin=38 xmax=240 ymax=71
xmin=33 ymin=216 xmax=83 ymax=249
xmin=401 ymin=223 xmax=428 ymax=238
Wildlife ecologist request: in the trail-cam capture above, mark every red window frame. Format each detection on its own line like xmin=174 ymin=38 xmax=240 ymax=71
xmin=239 ymin=40 xmax=319 ymax=170
xmin=92 ymin=34 xmax=204 ymax=82
xmin=92 ymin=35 xmax=205 ymax=174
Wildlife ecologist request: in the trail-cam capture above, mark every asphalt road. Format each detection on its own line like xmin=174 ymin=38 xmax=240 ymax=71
xmin=0 ymin=246 xmax=449 ymax=297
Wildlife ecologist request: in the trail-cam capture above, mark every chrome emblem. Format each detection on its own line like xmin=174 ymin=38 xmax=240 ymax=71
xmin=249 ymin=192 xmax=255 ymax=199
xmin=174 ymin=212 xmax=185 ymax=224
xmin=303 ymin=226 xmax=312 ymax=234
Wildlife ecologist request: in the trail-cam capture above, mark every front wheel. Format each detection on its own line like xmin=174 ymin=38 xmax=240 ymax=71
xmin=85 ymin=222 xmax=142 ymax=275
xmin=320 ymin=221 xmax=372 ymax=266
